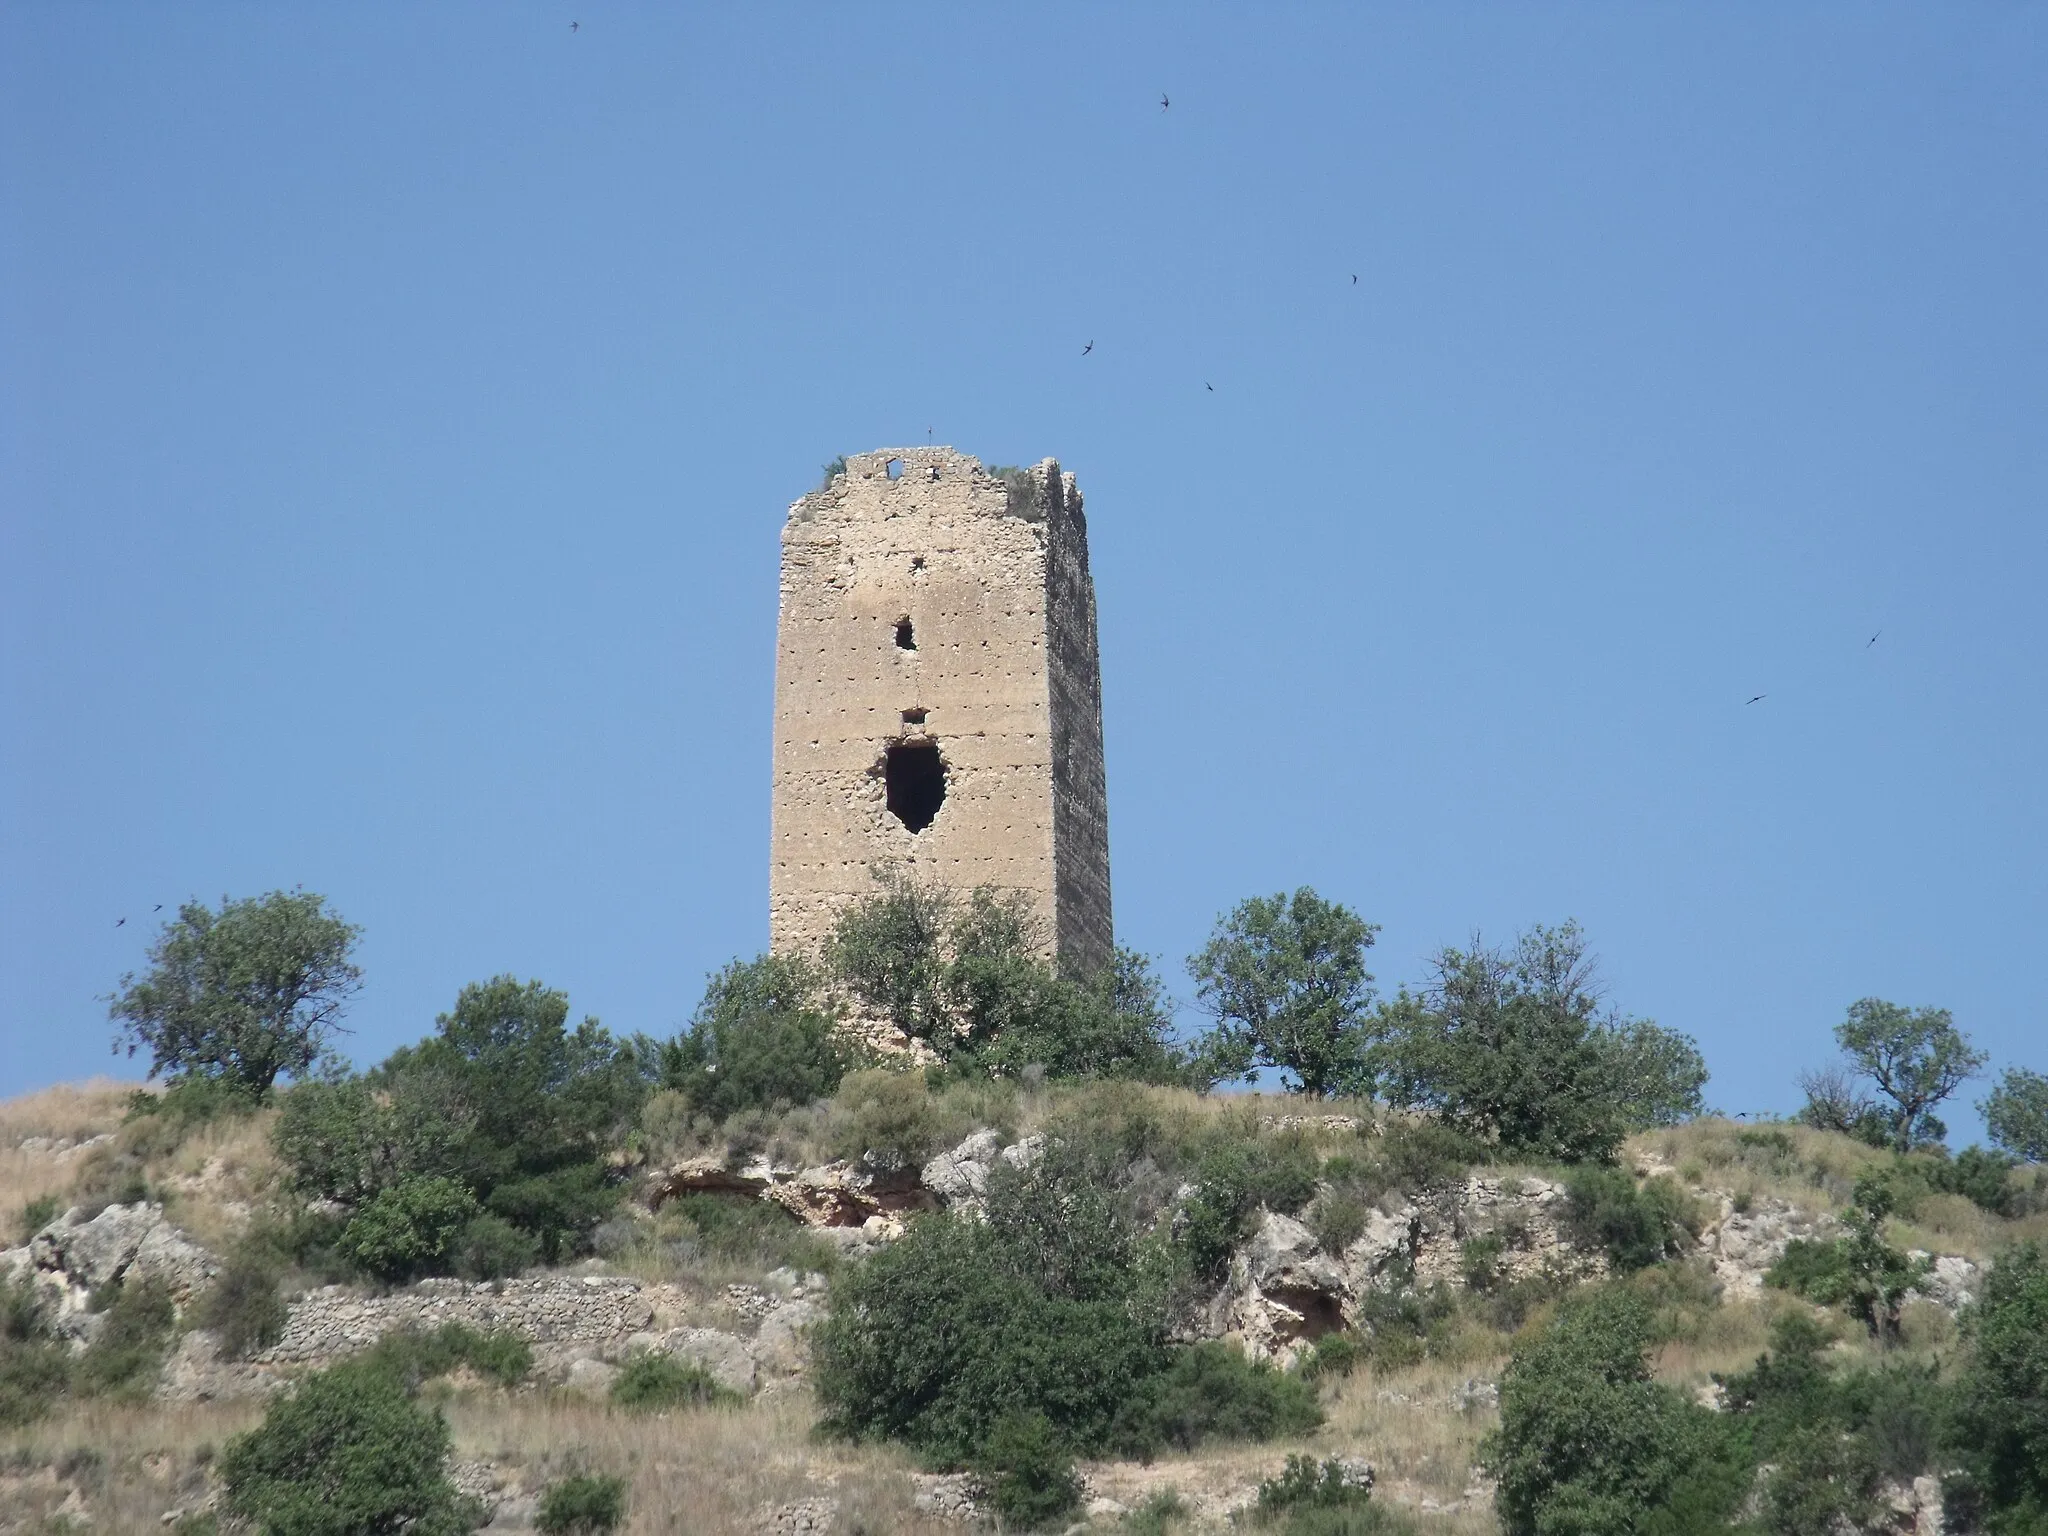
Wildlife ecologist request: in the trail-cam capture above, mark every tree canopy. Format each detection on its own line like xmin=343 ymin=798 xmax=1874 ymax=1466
xmin=108 ymin=890 xmax=361 ymax=1096
xmin=1186 ymin=888 xmax=1379 ymax=1096
xmin=1833 ymin=998 xmax=1986 ymax=1153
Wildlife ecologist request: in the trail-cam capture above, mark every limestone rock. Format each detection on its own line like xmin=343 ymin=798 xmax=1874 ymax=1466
xmin=23 ymin=1202 xmax=216 ymax=1340
xmin=921 ymin=1130 xmax=1002 ymax=1207
xmin=1696 ymin=1198 xmax=1838 ymax=1299
xmin=564 ymin=1357 xmax=619 ymax=1398
xmin=761 ymin=1497 xmax=838 ymax=1536
xmin=753 ymin=1300 xmax=822 ymax=1376
xmin=1912 ymin=1253 xmax=1979 ymax=1313
xmin=661 ymin=1326 xmax=758 ymax=1395
xmin=155 ymin=1327 xmax=281 ymax=1404
xmin=261 ymin=1274 xmax=653 ymax=1365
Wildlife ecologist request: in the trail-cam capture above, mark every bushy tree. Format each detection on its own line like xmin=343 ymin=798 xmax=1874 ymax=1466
xmin=824 ymin=879 xmax=1185 ymax=1083
xmin=1765 ymin=1171 xmax=1930 ymax=1344
xmin=661 ymin=953 xmax=847 ymax=1119
xmin=826 ymin=872 xmax=954 ymax=1043
xmin=1950 ymin=1241 xmax=2048 ymax=1530
xmin=813 ymin=1131 xmax=1316 ymax=1470
xmin=1379 ymin=924 xmax=1703 ymax=1163
xmin=338 ymin=1176 xmax=481 ymax=1284
xmin=275 ymin=976 xmax=649 ymax=1273
xmin=1984 ymin=1067 xmax=2048 ymax=1164
xmin=1484 ymin=1287 xmax=1734 ymax=1536
xmin=219 ymin=1360 xmax=474 ymax=1536
xmin=1187 ymin=888 xmax=1379 ymax=1096
xmin=108 ymin=890 xmax=361 ymax=1096
xmin=1831 ymin=998 xmax=1986 ymax=1153
xmin=1796 ymin=1064 xmax=1892 ymax=1147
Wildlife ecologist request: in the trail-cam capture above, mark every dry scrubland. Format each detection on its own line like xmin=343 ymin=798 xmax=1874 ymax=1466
xmin=3 ymin=1081 xmax=2040 ymax=1534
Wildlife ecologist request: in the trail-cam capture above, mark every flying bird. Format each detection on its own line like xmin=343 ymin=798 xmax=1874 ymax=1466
xmin=1206 ymin=383 xmax=1214 ymax=392
xmin=1866 ymin=629 xmax=1881 ymax=648
xmin=569 ymin=19 xmax=579 ymax=30
xmin=1081 ymin=340 xmax=1093 ymax=356
xmin=115 ymin=917 xmax=126 ymax=927
xmin=1745 ymin=694 xmax=1767 ymax=705
xmin=1160 ymin=93 xmax=1170 ymax=111
xmin=1351 ymin=274 xmax=1358 ymax=285
xmin=153 ymin=904 xmax=163 ymax=912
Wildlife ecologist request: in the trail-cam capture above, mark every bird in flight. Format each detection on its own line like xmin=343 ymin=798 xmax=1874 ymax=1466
xmin=570 ymin=19 xmax=579 ymax=31
xmin=115 ymin=917 xmax=126 ymax=927
xmin=1081 ymin=340 xmax=1093 ymax=356
xmin=1866 ymin=629 xmax=1881 ymax=648
xmin=1160 ymin=93 xmax=1170 ymax=111
xmin=1351 ymin=274 xmax=1358 ymax=285
xmin=1745 ymin=694 xmax=1767 ymax=705
xmin=153 ymin=904 xmax=163 ymax=912
xmin=1206 ymin=383 xmax=1214 ymax=392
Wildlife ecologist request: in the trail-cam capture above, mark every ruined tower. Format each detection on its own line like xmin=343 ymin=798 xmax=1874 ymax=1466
xmin=770 ymin=447 xmax=1112 ymax=976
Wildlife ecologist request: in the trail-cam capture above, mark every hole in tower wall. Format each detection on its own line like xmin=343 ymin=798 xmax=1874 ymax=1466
xmin=894 ymin=617 xmax=916 ymax=650
xmin=885 ymin=741 xmax=946 ymax=834
xmin=886 ymin=457 xmax=904 ymax=480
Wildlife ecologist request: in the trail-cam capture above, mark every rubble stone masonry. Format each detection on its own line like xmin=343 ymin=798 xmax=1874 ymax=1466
xmin=770 ymin=448 xmax=1111 ymax=975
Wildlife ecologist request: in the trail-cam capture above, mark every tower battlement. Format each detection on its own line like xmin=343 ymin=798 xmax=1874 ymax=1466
xmin=769 ymin=448 xmax=1112 ymax=975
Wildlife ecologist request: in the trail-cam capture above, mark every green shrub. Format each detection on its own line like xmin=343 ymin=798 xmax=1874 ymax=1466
xmin=977 ymin=1411 xmax=1083 ymax=1530
xmin=1949 ymin=1241 xmax=2048 ymax=1527
xmin=1373 ymin=1119 xmax=1487 ymax=1194
xmin=1564 ymin=1168 xmax=1698 ymax=1273
xmin=1767 ymin=1173 xmax=1929 ymax=1341
xmin=1926 ymin=1145 xmax=2018 ymax=1216
xmin=277 ymin=976 xmax=648 ymax=1270
xmin=609 ymin=1352 xmax=737 ymax=1412
xmin=16 ymin=1193 xmax=61 ymax=1242
xmin=1483 ymin=1287 xmax=1738 ymax=1536
xmin=1114 ymin=1342 xmax=1322 ymax=1453
xmin=127 ymin=1073 xmax=267 ymax=1131
xmin=826 ymin=1068 xmax=946 ymax=1172
xmin=75 ymin=1274 xmax=177 ymax=1398
xmin=0 ymin=1276 xmax=71 ymax=1428
xmin=659 ymin=954 xmax=847 ymax=1120
xmin=1177 ymin=1131 xmax=1318 ymax=1280
xmin=219 ymin=1360 xmax=476 ymax=1536
xmin=1256 ymin=1455 xmax=1376 ymax=1515
xmin=192 ymin=1240 xmax=289 ymax=1360
xmin=655 ymin=1193 xmax=840 ymax=1274
xmin=339 ymin=1175 xmax=481 ymax=1283
xmin=451 ymin=1212 xmax=541 ymax=1280
xmin=1297 ymin=1333 xmax=1362 ymax=1382
xmin=1353 ymin=1284 xmax=1461 ymax=1370
xmin=362 ymin=1324 xmax=532 ymax=1388
xmin=1308 ymin=1187 xmax=1369 ymax=1255
xmin=1122 ymin=1491 xmax=1193 ymax=1534
xmin=536 ymin=1472 xmax=628 ymax=1534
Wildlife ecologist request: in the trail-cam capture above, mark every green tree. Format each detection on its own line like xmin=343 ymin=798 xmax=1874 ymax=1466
xmin=1766 ymin=1171 xmax=1931 ymax=1345
xmin=219 ymin=1360 xmax=474 ymax=1536
xmin=826 ymin=872 xmax=954 ymax=1044
xmin=1983 ymin=1067 xmax=2048 ymax=1164
xmin=661 ymin=953 xmax=848 ymax=1119
xmin=1187 ymin=889 xmax=1379 ymax=1096
xmin=1949 ymin=1241 xmax=2048 ymax=1530
xmin=338 ymin=1176 xmax=482 ymax=1284
xmin=1833 ymin=998 xmax=1986 ymax=1153
xmin=1483 ymin=1287 xmax=1735 ymax=1536
xmin=108 ymin=890 xmax=361 ymax=1097
xmin=1379 ymin=923 xmax=1702 ymax=1163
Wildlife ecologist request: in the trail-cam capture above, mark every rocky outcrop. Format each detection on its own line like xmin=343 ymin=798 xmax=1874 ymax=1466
xmin=1 ymin=1201 xmax=217 ymax=1343
xmin=1693 ymin=1196 xmax=1841 ymax=1298
xmin=650 ymin=1154 xmax=934 ymax=1239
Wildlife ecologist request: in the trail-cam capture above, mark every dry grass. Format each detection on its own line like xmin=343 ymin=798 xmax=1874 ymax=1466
xmin=0 ymin=1078 xmax=136 ymax=1240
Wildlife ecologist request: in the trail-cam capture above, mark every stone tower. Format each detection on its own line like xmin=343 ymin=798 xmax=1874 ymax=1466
xmin=770 ymin=447 xmax=1112 ymax=976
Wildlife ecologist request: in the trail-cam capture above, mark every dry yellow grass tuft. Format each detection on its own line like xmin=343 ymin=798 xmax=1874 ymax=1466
xmin=0 ymin=1078 xmax=137 ymax=1238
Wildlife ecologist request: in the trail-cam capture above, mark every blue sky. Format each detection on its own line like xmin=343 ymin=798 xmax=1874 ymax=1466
xmin=4 ymin=6 xmax=2043 ymax=1138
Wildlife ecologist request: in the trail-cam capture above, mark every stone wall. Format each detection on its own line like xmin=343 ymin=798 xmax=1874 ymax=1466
xmin=769 ymin=448 xmax=1112 ymax=977
xmin=257 ymin=1275 xmax=654 ymax=1364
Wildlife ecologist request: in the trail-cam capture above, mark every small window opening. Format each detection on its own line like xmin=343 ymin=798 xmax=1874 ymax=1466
xmin=910 ymin=556 xmax=925 ymax=572
xmin=885 ymin=741 xmax=946 ymax=833
xmin=901 ymin=708 xmax=926 ymax=725
xmin=885 ymin=457 xmax=903 ymax=480
xmin=927 ymin=464 xmax=940 ymax=482
xmin=894 ymin=617 xmax=916 ymax=650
